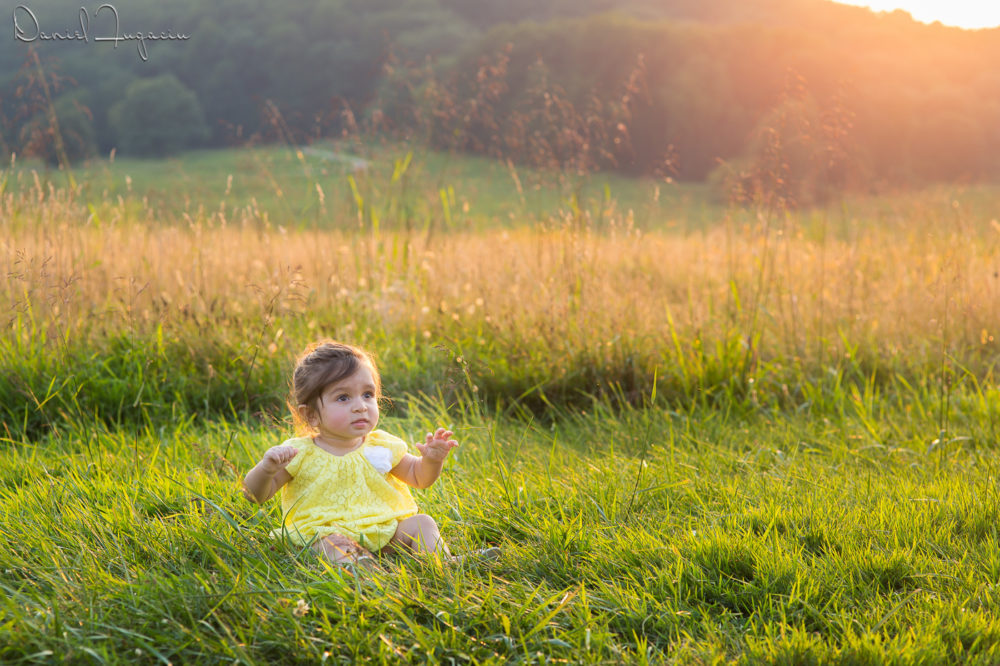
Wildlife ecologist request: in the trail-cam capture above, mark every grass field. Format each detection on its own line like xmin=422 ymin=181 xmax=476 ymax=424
xmin=3 ymin=399 xmax=1000 ymax=663
xmin=2 ymin=143 xmax=1000 ymax=663
xmin=5 ymin=141 xmax=714 ymax=232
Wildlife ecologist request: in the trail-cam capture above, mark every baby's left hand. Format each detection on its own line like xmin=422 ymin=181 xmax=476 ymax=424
xmin=416 ymin=428 xmax=459 ymax=463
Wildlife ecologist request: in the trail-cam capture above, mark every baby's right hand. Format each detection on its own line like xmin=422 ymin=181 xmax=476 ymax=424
xmin=261 ymin=445 xmax=298 ymax=473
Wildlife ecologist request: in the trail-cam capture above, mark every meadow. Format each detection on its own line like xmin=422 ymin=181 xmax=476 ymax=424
xmin=2 ymin=143 xmax=1000 ymax=663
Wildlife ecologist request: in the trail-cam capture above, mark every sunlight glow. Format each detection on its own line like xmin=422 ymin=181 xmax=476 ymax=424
xmin=833 ymin=1 xmax=1000 ymax=29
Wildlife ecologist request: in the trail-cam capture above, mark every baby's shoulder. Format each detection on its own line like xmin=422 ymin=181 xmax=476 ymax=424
xmin=365 ymin=429 xmax=407 ymax=449
xmin=365 ymin=429 xmax=410 ymax=466
xmin=279 ymin=436 xmax=314 ymax=476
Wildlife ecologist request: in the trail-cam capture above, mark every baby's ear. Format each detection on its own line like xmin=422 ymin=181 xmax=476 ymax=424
xmin=297 ymin=404 xmax=318 ymax=427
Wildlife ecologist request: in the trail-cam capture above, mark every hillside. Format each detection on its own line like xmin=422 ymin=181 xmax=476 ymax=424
xmin=2 ymin=0 xmax=998 ymax=192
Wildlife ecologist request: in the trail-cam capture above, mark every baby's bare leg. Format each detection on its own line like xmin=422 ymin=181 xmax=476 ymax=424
xmin=313 ymin=534 xmax=374 ymax=564
xmin=387 ymin=514 xmax=450 ymax=556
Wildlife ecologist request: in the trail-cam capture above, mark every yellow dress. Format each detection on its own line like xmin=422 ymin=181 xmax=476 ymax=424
xmin=273 ymin=430 xmax=418 ymax=550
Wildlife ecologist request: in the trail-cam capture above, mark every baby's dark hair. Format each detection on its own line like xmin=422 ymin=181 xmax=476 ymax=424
xmin=289 ymin=340 xmax=382 ymax=434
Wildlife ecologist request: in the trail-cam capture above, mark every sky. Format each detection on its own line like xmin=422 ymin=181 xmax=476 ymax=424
xmin=833 ymin=1 xmax=1000 ymax=29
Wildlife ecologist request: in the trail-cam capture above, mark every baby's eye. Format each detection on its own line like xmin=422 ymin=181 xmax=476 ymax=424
xmin=363 ymin=391 xmax=375 ymax=399
xmin=336 ymin=394 xmax=350 ymax=402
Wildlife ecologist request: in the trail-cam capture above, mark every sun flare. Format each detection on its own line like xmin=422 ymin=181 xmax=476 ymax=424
xmin=833 ymin=0 xmax=1000 ymax=29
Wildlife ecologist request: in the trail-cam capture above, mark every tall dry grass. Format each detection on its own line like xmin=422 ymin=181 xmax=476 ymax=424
xmin=3 ymin=194 xmax=997 ymax=347
xmin=3 ymin=171 xmax=1000 ymax=434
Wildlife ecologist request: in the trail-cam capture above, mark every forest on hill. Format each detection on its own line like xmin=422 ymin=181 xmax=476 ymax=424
xmin=2 ymin=0 xmax=998 ymax=201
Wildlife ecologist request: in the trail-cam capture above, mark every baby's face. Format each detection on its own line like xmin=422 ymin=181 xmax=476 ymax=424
xmin=307 ymin=365 xmax=380 ymax=445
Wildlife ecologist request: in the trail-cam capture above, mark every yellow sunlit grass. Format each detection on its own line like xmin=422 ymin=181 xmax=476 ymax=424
xmin=4 ymin=179 xmax=999 ymax=384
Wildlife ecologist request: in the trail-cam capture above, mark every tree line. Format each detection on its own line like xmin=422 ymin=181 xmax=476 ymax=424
xmin=2 ymin=0 xmax=998 ymax=202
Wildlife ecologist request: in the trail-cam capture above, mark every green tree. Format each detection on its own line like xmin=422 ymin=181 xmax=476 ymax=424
xmin=20 ymin=94 xmax=98 ymax=166
xmin=109 ymin=75 xmax=209 ymax=157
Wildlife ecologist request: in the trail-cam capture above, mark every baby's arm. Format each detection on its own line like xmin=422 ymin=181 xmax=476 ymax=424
xmin=390 ymin=428 xmax=458 ymax=489
xmin=242 ymin=445 xmax=298 ymax=503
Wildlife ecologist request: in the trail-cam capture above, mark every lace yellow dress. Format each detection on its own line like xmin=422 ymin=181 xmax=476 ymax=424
xmin=273 ymin=430 xmax=418 ymax=550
